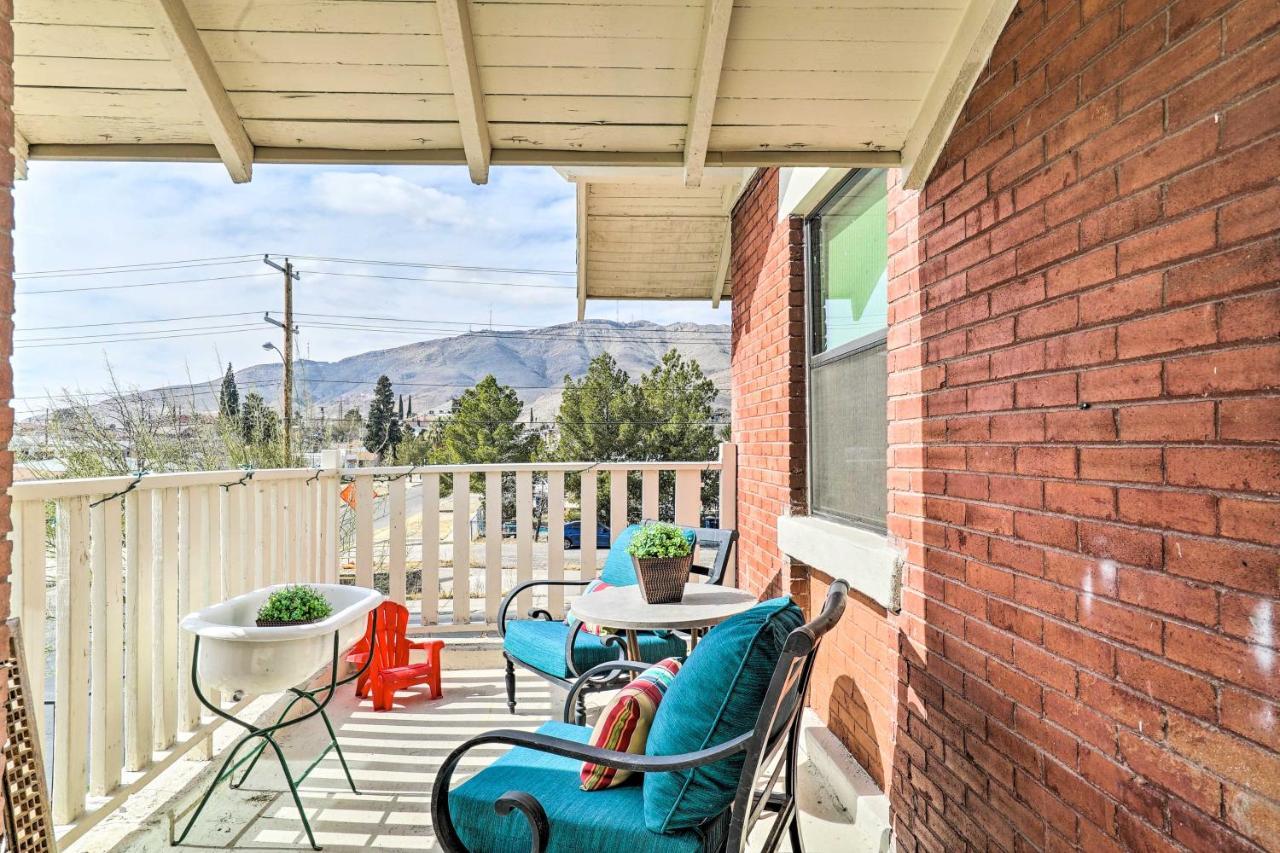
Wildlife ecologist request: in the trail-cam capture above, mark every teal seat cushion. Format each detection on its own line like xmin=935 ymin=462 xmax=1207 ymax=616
xmin=449 ymin=720 xmax=714 ymax=853
xmin=601 ymin=524 xmax=698 ymax=586
xmin=505 ymin=619 xmax=686 ymax=679
xmin=643 ymin=596 xmax=804 ymax=832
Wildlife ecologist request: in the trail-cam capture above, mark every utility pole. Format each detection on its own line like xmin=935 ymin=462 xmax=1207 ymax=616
xmin=263 ymin=255 xmax=300 ymax=459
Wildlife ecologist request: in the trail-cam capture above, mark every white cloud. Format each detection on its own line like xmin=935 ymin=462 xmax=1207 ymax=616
xmin=311 ymin=171 xmax=468 ymax=225
xmin=11 ymin=161 xmax=728 ymax=417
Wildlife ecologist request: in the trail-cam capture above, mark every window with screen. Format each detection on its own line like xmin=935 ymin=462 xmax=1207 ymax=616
xmin=806 ymin=169 xmax=889 ymax=531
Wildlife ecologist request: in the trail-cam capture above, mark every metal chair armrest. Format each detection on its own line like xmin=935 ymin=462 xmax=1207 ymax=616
xmin=498 ymin=578 xmax=590 ymax=637
xmin=431 ymin=729 xmax=748 ymax=853
xmin=561 ymin=659 xmax=651 ymax=722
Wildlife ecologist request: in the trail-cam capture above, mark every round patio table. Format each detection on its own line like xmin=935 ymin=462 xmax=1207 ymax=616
xmin=569 ymin=583 xmax=758 ymax=660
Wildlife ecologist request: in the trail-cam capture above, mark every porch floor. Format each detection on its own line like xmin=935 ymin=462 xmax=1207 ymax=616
xmin=175 ymin=667 xmax=869 ymax=852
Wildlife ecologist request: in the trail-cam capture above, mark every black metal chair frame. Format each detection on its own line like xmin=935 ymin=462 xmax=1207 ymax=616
xmin=498 ymin=526 xmax=739 ymax=724
xmin=437 ymin=579 xmax=849 ymax=853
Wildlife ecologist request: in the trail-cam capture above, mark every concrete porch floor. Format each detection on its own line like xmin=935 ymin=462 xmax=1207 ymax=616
xmin=167 ymin=667 xmax=876 ymax=853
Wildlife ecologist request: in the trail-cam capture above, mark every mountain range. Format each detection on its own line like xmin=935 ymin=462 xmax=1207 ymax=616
xmin=144 ymin=320 xmax=731 ymax=421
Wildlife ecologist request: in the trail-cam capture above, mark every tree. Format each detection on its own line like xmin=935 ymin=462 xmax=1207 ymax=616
xmin=218 ymin=363 xmax=239 ymax=419
xmin=239 ymin=392 xmax=279 ymax=446
xmin=552 ymin=353 xmax=648 ymax=462
xmin=432 ymin=375 xmax=538 ymax=469
xmin=638 ymin=350 xmax=718 ymax=461
xmin=363 ymin=375 xmax=402 ymax=460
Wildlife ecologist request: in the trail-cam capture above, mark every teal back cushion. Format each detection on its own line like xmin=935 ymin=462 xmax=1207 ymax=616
xmin=600 ymin=523 xmax=697 ymax=586
xmin=642 ymin=596 xmax=804 ymax=832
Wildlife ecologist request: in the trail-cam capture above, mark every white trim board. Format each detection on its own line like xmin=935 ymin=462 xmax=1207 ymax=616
xmin=777 ymin=514 xmax=903 ymax=611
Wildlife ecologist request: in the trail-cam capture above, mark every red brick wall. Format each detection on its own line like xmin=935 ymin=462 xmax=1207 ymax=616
xmin=729 ymin=170 xmax=904 ymax=789
xmin=729 ymin=0 xmax=1278 ymax=848
xmin=889 ymin=0 xmax=1278 ymax=849
xmin=729 ymin=169 xmax=807 ymax=600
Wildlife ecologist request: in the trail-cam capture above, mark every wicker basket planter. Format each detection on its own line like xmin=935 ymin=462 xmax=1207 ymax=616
xmin=633 ymin=554 xmax=694 ymax=604
xmin=255 ymin=617 xmax=324 ymax=628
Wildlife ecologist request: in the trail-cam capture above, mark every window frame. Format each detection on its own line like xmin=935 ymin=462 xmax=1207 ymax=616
xmin=802 ymin=168 xmax=890 ymax=533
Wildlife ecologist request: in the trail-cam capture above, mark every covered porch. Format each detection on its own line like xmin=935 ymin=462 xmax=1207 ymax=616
xmin=2 ymin=0 xmax=1278 ymax=852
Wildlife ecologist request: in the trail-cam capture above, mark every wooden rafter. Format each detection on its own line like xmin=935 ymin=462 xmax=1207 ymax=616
xmin=436 ymin=0 xmax=492 ymax=185
xmin=12 ymin=129 xmax=29 ymax=180
xmin=710 ymin=223 xmax=732 ymax=308
xmin=684 ymin=0 xmax=735 ymax=188
xmin=576 ymin=182 xmax=589 ymax=321
xmin=901 ymin=0 xmax=1018 ymax=189
xmin=143 ymin=0 xmax=253 ymax=183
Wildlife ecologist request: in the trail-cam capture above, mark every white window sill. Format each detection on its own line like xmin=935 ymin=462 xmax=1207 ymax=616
xmin=776 ymin=515 xmax=902 ymax=611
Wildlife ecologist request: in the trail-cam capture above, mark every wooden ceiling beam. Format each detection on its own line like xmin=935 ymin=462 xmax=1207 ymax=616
xmin=683 ymin=0 xmax=735 ymax=188
xmin=436 ymin=0 xmax=492 ymax=184
xmin=901 ymin=0 xmax=1017 ymax=189
xmin=12 ymin=129 xmax=28 ymax=180
xmin=576 ymin=182 xmax=589 ymax=321
xmin=143 ymin=0 xmax=254 ymax=183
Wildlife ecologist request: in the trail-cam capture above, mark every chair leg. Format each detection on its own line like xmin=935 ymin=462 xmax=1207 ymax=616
xmin=505 ymin=655 xmax=517 ymax=714
xmin=786 ymin=811 xmax=804 ymax=853
xmin=574 ymin=690 xmax=587 ymax=727
xmin=428 ymin=642 xmax=443 ymax=699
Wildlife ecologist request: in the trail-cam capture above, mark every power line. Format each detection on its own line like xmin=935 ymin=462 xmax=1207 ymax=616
xmin=17 ymin=272 xmax=279 ymax=296
xmin=17 ymin=310 xmax=267 ymax=332
xmin=14 ymin=326 xmax=266 ymax=349
xmin=297 ymin=269 xmax=574 ymax=290
xmin=14 ymin=254 xmax=261 ymax=279
xmin=280 ymin=254 xmax=575 ymax=277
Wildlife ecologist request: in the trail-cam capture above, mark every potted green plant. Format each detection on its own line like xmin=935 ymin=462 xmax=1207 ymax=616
xmin=256 ymin=585 xmax=334 ymax=627
xmin=627 ymin=523 xmax=695 ymax=604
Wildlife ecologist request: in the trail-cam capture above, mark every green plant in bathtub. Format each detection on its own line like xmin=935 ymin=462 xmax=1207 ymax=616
xmin=256 ymin=585 xmax=334 ymax=626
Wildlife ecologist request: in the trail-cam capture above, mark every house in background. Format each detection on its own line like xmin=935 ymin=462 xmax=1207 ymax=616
xmin=0 ymin=0 xmax=1276 ymax=851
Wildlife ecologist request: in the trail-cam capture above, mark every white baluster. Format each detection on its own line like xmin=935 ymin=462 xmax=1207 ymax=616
xmin=452 ymin=473 xmax=471 ymax=624
xmin=90 ymin=494 xmax=124 ymax=795
xmin=154 ymin=489 xmax=178 ymax=750
xmin=484 ymin=471 xmax=502 ymax=624
xmin=610 ymin=469 xmax=627 ymax=541
xmin=675 ymin=469 xmax=701 ymax=528
xmin=124 ymin=490 xmax=153 ymax=772
xmin=547 ymin=471 xmax=566 ymax=619
xmin=642 ymin=469 xmax=659 ymax=522
xmin=389 ymin=476 xmax=407 ymax=605
xmin=421 ymin=473 xmax=440 ymax=625
xmin=580 ymin=471 xmax=598 ymax=580
xmin=355 ymin=475 xmax=374 ymax=589
xmin=516 ymin=470 xmax=533 ymax=615
xmin=53 ymin=496 xmax=91 ymax=824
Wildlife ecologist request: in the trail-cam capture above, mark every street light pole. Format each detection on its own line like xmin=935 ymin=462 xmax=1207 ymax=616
xmin=263 ymin=255 xmax=300 ymax=459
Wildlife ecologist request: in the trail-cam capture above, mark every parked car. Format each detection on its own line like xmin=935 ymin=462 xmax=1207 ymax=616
xmin=500 ymin=520 xmax=549 ymax=539
xmin=562 ymin=520 xmax=611 ymax=550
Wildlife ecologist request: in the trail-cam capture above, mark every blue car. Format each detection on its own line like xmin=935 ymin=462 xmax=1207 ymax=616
xmin=562 ymin=520 xmax=611 ymax=550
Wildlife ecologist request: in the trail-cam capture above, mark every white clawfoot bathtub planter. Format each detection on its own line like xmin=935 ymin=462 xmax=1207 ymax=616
xmin=180 ymin=584 xmax=383 ymax=695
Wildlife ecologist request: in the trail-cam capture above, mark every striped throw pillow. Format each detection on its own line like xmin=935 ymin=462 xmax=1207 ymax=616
xmin=566 ymin=578 xmax=614 ymax=636
xmin=580 ymin=657 xmax=683 ymax=791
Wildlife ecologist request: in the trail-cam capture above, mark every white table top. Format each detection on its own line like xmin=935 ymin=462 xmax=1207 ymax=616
xmin=569 ymin=583 xmax=758 ymax=631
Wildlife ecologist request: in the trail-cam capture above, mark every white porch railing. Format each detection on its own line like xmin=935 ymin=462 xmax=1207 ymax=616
xmin=6 ymin=443 xmax=736 ymax=843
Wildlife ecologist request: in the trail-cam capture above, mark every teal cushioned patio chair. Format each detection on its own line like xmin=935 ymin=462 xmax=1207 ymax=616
xmin=434 ymin=581 xmax=848 ymax=853
xmin=499 ymin=522 xmax=738 ymax=724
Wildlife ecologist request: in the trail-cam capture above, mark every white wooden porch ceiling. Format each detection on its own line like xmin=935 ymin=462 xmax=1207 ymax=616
xmin=13 ymin=0 xmax=1016 ymax=190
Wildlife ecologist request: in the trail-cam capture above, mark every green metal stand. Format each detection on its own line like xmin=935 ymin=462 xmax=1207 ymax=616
xmin=173 ymin=611 xmax=378 ymax=851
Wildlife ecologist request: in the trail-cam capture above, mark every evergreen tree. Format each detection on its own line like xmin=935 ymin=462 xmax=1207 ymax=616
xmin=553 ymin=353 xmax=648 ymax=462
xmin=218 ymin=363 xmax=240 ymax=418
xmin=398 ymin=394 xmax=405 ymax=419
xmin=363 ymin=375 xmax=402 ymax=459
xmin=639 ymin=350 xmax=718 ymax=461
xmin=239 ymin=392 xmax=278 ymax=445
xmin=432 ymin=375 xmax=538 ymax=469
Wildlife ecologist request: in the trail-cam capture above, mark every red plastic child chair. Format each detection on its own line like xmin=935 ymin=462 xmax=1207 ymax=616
xmin=369 ymin=606 xmax=445 ymax=712
xmin=345 ymin=601 xmax=443 ymax=702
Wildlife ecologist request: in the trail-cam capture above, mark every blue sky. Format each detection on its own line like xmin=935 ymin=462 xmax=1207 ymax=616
xmin=13 ymin=162 xmax=727 ymax=418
